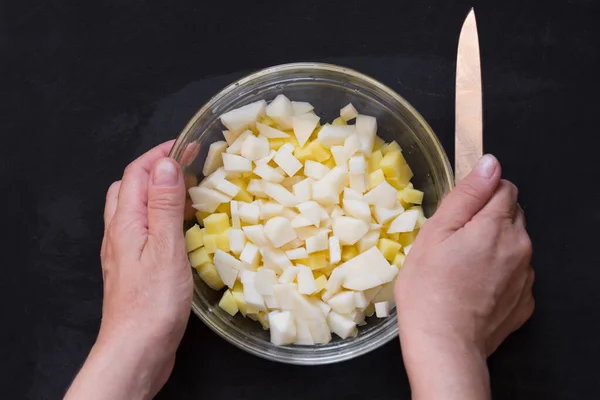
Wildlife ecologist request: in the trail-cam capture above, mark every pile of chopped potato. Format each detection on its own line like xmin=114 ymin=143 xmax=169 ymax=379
xmin=185 ymin=95 xmax=425 ymax=345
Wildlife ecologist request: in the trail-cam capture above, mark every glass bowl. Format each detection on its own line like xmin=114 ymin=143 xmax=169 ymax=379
xmin=169 ymin=62 xmax=453 ymax=365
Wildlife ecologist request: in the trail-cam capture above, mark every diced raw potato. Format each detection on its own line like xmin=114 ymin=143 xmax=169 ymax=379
xmin=229 ymin=178 xmax=254 ymax=202
xmin=240 ymin=242 xmax=260 ymax=266
xmin=220 ymin=100 xmax=266 ymax=134
xmin=294 ymin=318 xmax=315 ymax=345
xmin=317 ymin=125 xmax=356 ymax=148
xmin=348 ymin=154 xmax=366 ymax=174
xmin=227 ymin=229 xmax=246 ymax=255
xmin=272 ymin=283 xmax=298 ymax=309
xmin=292 ymin=112 xmax=320 ymax=147
xmin=203 ymin=234 xmax=218 ymax=254
xmin=189 ymin=186 xmax=230 ymax=205
xmin=349 ymin=172 xmax=367 ymax=193
xmin=372 ymin=282 xmax=395 ymax=304
xmin=266 ymin=94 xmax=294 ymax=129
xmin=214 ymin=179 xmax=241 ymax=198
xmin=340 ymin=103 xmax=358 ymax=121
xmin=327 ymin=311 xmax=357 ymax=339
xmin=304 ymin=160 xmax=329 ymax=180
xmin=253 ymin=163 xmax=285 ymax=183
xmin=185 ymin=224 xmax=204 ymax=252
xmin=325 ymin=268 xmax=345 ymax=294
xmin=378 ymin=238 xmax=402 ymax=262
xmin=223 ymin=130 xmax=239 ymax=145
xmin=262 ymin=248 xmax=293 ymax=272
xmin=297 ymin=265 xmax=318 ymax=294
xmin=199 ymin=168 xmax=228 ymax=189
xmin=203 ymin=213 xmax=230 ymax=234
xmin=274 ymin=146 xmax=302 ymax=176
xmin=241 ymin=135 xmax=270 ymax=161
xmin=382 ymin=141 xmax=402 ymax=154
xmin=242 ymin=274 xmax=267 ymax=311
xmin=281 ymin=175 xmax=304 ymax=189
xmin=374 ymin=204 xmax=405 ymax=225
xmin=332 ymin=117 xmax=346 ymax=126
xmin=286 ymin=247 xmax=308 ymax=260
xmin=332 ymin=216 xmax=369 ymax=245
xmin=338 ymin=247 xmax=398 ymax=291
xmin=358 ymin=230 xmax=380 ymax=253
xmin=354 ymin=291 xmax=368 ymax=309
xmin=259 ymin=201 xmax=285 ymax=220
xmin=293 ymin=178 xmax=313 ymax=203
xmin=246 ymin=179 xmax=267 ymax=198
xmin=269 ymin=311 xmax=297 ymax=345
xmin=256 ymin=122 xmax=289 ymax=138
xmin=329 ymin=236 xmax=341 ymax=264
xmin=189 ymin=246 xmax=211 ymax=267
xmin=213 ymin=250 xmax=241 ymax=288
xmin=393 ymin=252 xmax=406 ymax=268
xmin=226 ymin=130 xmax=252 ymax=155
xmin=327 ymin=291 xmax=356 ymax=314
xmin=290 ymin=215 xmax=313 ymax=228
xmin=331 ymin=146 xmax=348 ymax=167
xmin=235 ymin=202 xmax=258 ymax=224
xmin=281 ymin=238 xmax=303 ymax=251
xmin=196 ymin=263 xmax=225 ymax=290
xmin=342 ymin=199 xmax=371 ymax=221
xmin=264 ymin=216 xmax=297 ymax=248
xmin=229 ymin=201 xmax=241 ymax=228
xmin=364 ymin=286 xmax=383 ymax=303
xmin=355 ymin=115 xmax=377 ymax=155
xmin=202 ymin=141 xmax=227 ymax=176
xmin=263 ymin=182 xmax=297 ymax=206
xmin=404 ymin=244 xmax=413 ymax=255
xmin=242 ymin=225 xmax=269 ymax=246
xmin=314 ymin=274 xmax=328 ymax=293
xmin=375 ymin=301 xmax=390 ymax=318
xmin=291 ymin=101 xmax=314 ymax=115
xmin=278 ymin=267 xmax=300 ymax=284
xmin=222 ymin=153 xmax=252 ymax=172
xmin=400 ymin=188 xmax=425 ymax=205
xmin=306 ymin=230 xmax=329 ymax=254
xmin=219 ymin=290 xmax=239 ymax=316
xmin=296 ymin=201 xmax=326 ymax=227
xmin=255 ymin=149 xmax=277 ymax=166
xmin=214 ymin=231 xmax=230 ymax=252
xmin=341 ymin=246 xmax=359 ymax=262
xmin=380 ymin=150 xmax=407 ymax=177
xmin=388 ymin=210 xmax=420 ymax=233
xmin=344 ymin=135 xmax=361 ymax=158
xmin=363 ymin=181 xmax=397 ymax=208
xmin=330 ymin=205 xmax=345 ymax=219
xmin=263 ymin=294 xmax=279 ymax=309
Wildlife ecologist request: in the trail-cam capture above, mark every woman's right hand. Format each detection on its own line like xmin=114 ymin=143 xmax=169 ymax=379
xmin=395 ymin=155 xmax=534 ymax=400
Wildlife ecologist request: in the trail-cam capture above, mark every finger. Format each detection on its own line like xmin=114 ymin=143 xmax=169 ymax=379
xmin=104 ymin=180 xmax=122 ymax=230
xmin=433 ymin=154 xmax=502 ymax=232
xmin=476 ymin=180 xmax=519 ymax=221
xmin=145 ymin=157 xmax=186 ymax=255
xmin=514 ymin=204 xmax=526 ymax=229
xmin=115 ymin=140 xmax=175 ymax=228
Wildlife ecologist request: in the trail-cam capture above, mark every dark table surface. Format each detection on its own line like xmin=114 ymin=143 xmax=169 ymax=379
xmin=2 ymin=0 xmax=600 ymax=398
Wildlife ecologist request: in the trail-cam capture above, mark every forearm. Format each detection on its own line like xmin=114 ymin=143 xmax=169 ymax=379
xmin=65 ymin=331 xmax=170 ymax=400
xmin=401 ymin=334 xmax=490 ymax=400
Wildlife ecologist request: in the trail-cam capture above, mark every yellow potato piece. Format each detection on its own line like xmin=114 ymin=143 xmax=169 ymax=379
xmin=204 ymin=213 xmax=231 ymax=234
xmin=373 ymin=136 xmax=385 ymax=151
xmin=393 ymin=252 xmax=406 ymax=268
xmin=215 ymin=231 xmax=231 ymax=252
xmin=397 ymin=164 xmax=414 ymax=187
xmin=185 ymin=224 xmax=204 ymax=252
xmin=294 ymin=140 xmax=331 ymax=163
xmin=305 ymin=251 xmax=329 ymax=270
xmin=331 ymin=117 xmax=347 ymax=126
xmin=387 ymin=176 xmax=407 ymax=190
xmin=378 ymin=238 xmax=402 ymax=262
xmin=189 ymin=246 xmax=211 ymax=267
xmin=219 ymin=290 xmax=239 ymax=316
xmin=230 ymin=178 xmax=254 ymax=202
xmin=341 ymin=245 xmax=359 ymax=262
xmin=195 ymin=211 xmax=211 ymax=225
xmin=323 ymin=157 xmax=336 ymax=169
xmin=368 ymin=169 xmax=385 ymax=189
xmin=259 ymin=116 xmax=277 ymax=127
xmin=203 ymin=234 xmax=218 ymax=254
xmin=257 ymin=312 xmax=270 ymax=329
xmin=380 ymin=150 xmax=408 ymax=178
xmin=368 ymin=150 xmax=383 ymax=173
xmin=196 ymin=263 xmax=225 ymax=290
xmin=231 ymin=289 xmax=248 ymax=317
xmin=399 ymin=188 xmax=424 ymax=205
xmin=397 ymin=231 xmax=418 ymax=247
xmin=382 ymin=140 xmax=402 ymax=154
xmin=387 ymin=232 xmax=400 ymax=241
xmin=268 ymin=138 xmax=286 ymax=150
xmin=313 ymin=273 xmax=327 ymax=292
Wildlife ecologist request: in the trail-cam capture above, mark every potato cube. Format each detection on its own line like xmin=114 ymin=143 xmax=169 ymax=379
xmin=185 ymin=224 xmax=204 ymax=252
xmin=397 ymin=231 xmax=418 ymax=247
xmin=341 ymin=245 xmax=359 ymax=262
xmin=195 ymin=211 xmax=211 ymax=225
xmin=189 ymin=247 xmax=211 ymax=267
xmin=257 ymin=312 xmax=270 ymax=330
xmin=196 ymin=263 xmax=225 ymax=290
xmin=314 ymin=273 xmax=328 ymax=292
xmin=400 ymin=188 xmax=424 ymax=205
xmin=368 ymin=169 xmax=386 ymax=189
xmin=386 ymin=176 xmax=406 ymax=190
xmin=393 ymin=252 xmax=406 ymax=268
xmin=373 ymin=136 xmax=385 ymax=151
xmin=294 ymin=140 xmax=331 ymax=163
xmin=268 ymin=138 xmax=286 ymax=150
xmin=323 ymin=157 xmax=336 ymax=169
xmin=368 ymin=150 xmax=383 ymax=173
xmin=231 ymin=289 xmax=248 ymax=317
xmin=382 ymin=140 xmax=402 ymax=154
xmin=259 ymin=116 xmax=277 ymax=127
xmin=306 ymin=251 xmax=329 ymax=270
xmin=215 ymin=231 xmax=231 ymax=252
xmin=203 ymin=234 xmax=218 ymax=254
xmin=397 ymin=164 xmax=414 ymax=187
xmin=219 ymin=290 xmax=239 ymax=316
xmin=378 ymin=238 xmax=402 ymax=262
xmin=228 ymin=178 xmax=254 ymax=202
xmin=216 ymin=202 xmax=232 ymax=215
xmin=203 ymin=213 xmax=230 ymax=234
xmin=387 ymin=232 xmax=400 ymax=241
xmin=380 ymin=150 xmax=407 ymax=178
xmin=332 ymin=117 xmax=347 ymax=126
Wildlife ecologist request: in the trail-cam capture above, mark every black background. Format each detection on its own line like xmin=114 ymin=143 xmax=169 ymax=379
xmin=1 ymin=0 xmax=599 ymax=399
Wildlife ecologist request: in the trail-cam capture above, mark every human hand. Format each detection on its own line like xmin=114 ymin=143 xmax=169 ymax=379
xmin=395 ymin=155 xmax=534 ymax=399
xmin=66 ymin=141 xmax=192 ymax=400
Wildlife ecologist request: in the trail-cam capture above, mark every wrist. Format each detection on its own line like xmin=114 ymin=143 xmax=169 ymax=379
xmin=400 ymin=331 xmax=490 ymax=400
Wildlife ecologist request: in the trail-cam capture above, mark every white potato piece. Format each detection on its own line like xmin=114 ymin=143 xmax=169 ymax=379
xmin=329 ymin=236 xmax=341 ymax=264
xmin=317 ymin=125 xmax=356 ymax=148
xmin=213 ymin=250 xmax=240 ymax=288
xmin=269 ymin=311 xmax=297 ymax=345
xmin=349 ymin=172 xmax=367 ymax=193
xmin=372 ymin=282 xmax=395 ymax=304
xmin=255 ymin=268 xmax=278 ymax=296
xmin=355 ymin=115 xmax=377 ymax=155
xmin=342 ymin=199 xmax=371 ymax=222
xmin=263 ymin=182 xmax=298 ymax=207
xmin=228 ymin=229 xmax=246 ymax=255
xmin=286 ymin=247 xmax=308 ymax=260
xmin=325 ymin=268 xmax=345 ymax=294
xmin=327 ymin=291 xmax=356 ymax=314
xmin=292 ymin=112 xmax=320 ymax=147
xmin=304 ymin=160 xmax=329 ymax=180
xmin=358 ymin=230 xmax=380 ymax=253
xmin=331 ymin=146 xmax=348 ymax=167
xmin=255 ymin=149 xmax=277 ymax=165
xmin=256 ymin=122 xmax=289 ymax=138
xmin=354 ymin=291 xmax=369 ymax=309
xmin=215 ymin=179 xmax=240 ymax=197
xmin=264 ymin=217 xmax=297 ymax=248
xmin=291 ymin=215 xmax=313 ymax=228
xmin=242 ymin=225 xmax=269 ymax=246
xmin=388 ymin=210 xmax=420 ymax=233
xmin=305 ymin=230 xmax=329 ymax=254
xmin=344 ymin=135 xmax=361 ymax=158
xmin=241 ymin=135 xmax=270 ymax=161
xmin=220 ymin=100 xmax=267 ymax=134
xmin=272 ymin=283 xmax=298 ymax=309
xmin=404 ymin=244 xmax=413 ymax=255
xmin=243 ymin=274 xmax=267 ymax=311
xmin=274 ymin=147 xmax=302 ymax=177
xmin=338 ymin=247 xmax=398 ymax=291
xmin=238 ymin=202 xmax=260 ymax=224
xmin=222 ymin=153 xmax=252 ymax=172
xmin=223 ymin=130 xmax=239 ymax=145
xmin=293 ymin=178 xmax=313 ymax=203
xmin=260 ymin=201 xmax=285 ymax=220
xmin=254 ymin=163 xmax=285 ymax=183
xmin=262 ymin=248 xmax=293 ymax=272
xmin=202 ymin=141 xmax=227 ymax=176
xmin=240 ymin=242 xmax=260 ymax=266
xmin=297 ymin=201 xmax=326 ymax=227
xmin=348 ymin=155 xmax=366 ymax=174
xmin=343 ymin=187 xmax=363 ymax=201
xmin=230 ymin=200 xmax=241 ymax=228
xmin=294 ymin=318 xmax=315 ymax=345
xmin=363 ymin=181 xmax=397 ymax=208
xmin=375 ymin=301 xmax=390 ymax=318
xmin=266 ymin=94 xmax=293 ymax=129
xmin=278 ymin=267 xmax=300 ymax=284
xmin=297 ymin=265 xmax=318 ymax=295
xmin=291 ymin=101 xmax=314 ymax=115
xmin=246 ymin=179 xmax=267 ymax=198
xmin=332 ymin=216 xmax=369 ymax=245
xmin=199 ymin=168 xmax=228 ymax=189
xmin=189 ymin=186 xmax=230 ymax=205
xmin=330 ymin=205 xmax=345 ymax=219
xmin=340 ymin=103 xmax=358 ymax=121
xmin=374 ymin=204 xmax=405 ymax=225
xmin=226 ymin=130 xmax=252 ymax=155
xmin=327 ymin=311 xmax=357 ymax=339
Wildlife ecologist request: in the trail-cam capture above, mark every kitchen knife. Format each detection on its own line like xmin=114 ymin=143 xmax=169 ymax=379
xmin=455 ymin=8 xmax=483 ymax=182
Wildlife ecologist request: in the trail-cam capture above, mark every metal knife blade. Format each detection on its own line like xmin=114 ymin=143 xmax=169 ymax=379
xmin=455 ymin=8 xmax=483 ymax=182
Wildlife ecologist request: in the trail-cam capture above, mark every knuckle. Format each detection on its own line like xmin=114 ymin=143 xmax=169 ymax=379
xmin=517 ymin=232 xmax=533 ymax=257
xmin=106 ymin=180 xmax=121 ymax=199
xmin=148 ymin=192 xmax=183 ymax=213
xmin=456 ymin=181 xmax=484 ymax=203
xmin=500 ymin=179 xmax=519 ymax=200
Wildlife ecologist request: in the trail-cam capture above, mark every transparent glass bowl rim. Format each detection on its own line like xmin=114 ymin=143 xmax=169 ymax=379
xmin=169 ymin=62 xmax=454 ymax=365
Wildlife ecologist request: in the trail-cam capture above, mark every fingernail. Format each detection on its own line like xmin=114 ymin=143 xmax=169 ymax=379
xmin=153 ymin=159 xmax=179 ymax=187
xmin=475 ymin=154 xmax=498 ymax=179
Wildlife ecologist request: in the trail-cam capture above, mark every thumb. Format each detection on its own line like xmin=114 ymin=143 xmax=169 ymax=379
xmin=434 ymin=154 xmax=501 ymax=231
xmin=147 ymin=157 xmax=186 ymax=247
